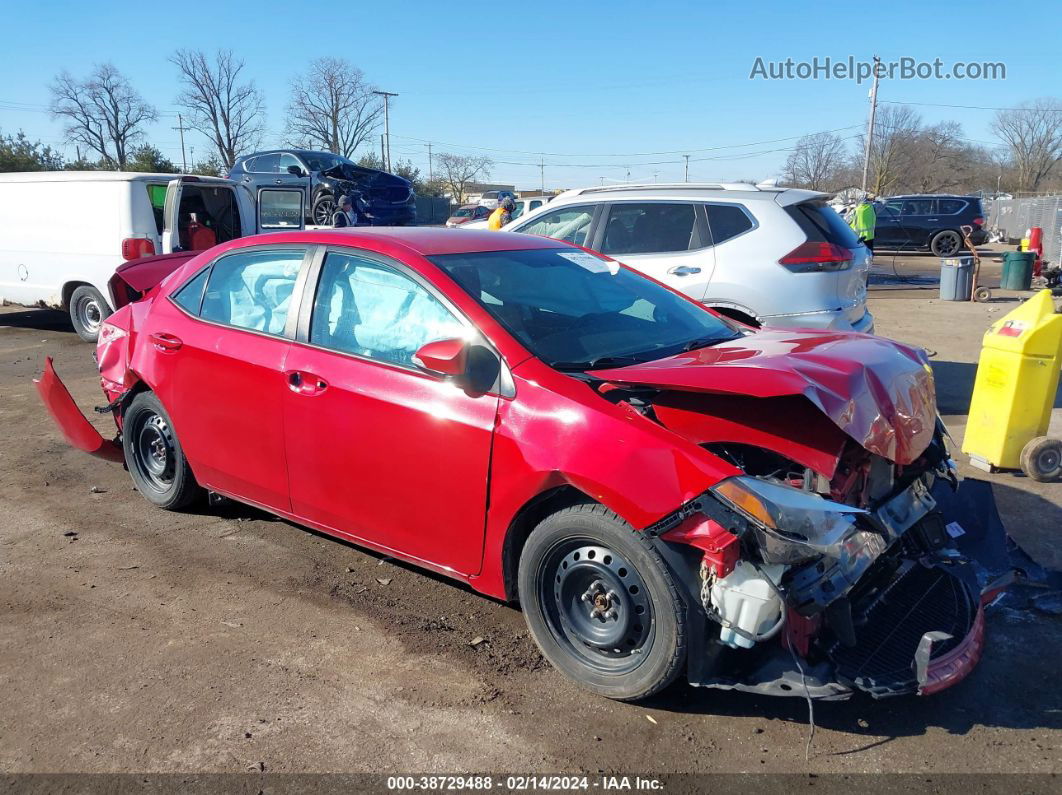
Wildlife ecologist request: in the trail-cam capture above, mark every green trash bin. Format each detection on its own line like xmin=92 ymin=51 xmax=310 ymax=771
xmin=1001 ymin=251 xmax=1035 ymax=290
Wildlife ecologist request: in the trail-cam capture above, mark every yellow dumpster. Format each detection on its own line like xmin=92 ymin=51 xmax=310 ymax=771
xmin=962 ymin=290 xmax=1062 ymax=481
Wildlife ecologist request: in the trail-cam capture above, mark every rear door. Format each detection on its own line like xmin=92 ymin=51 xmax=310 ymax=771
xmin=145 ymin=245 xmax=312 ymax=509
xmin=900 ymin=198 xmax=937 ymax=247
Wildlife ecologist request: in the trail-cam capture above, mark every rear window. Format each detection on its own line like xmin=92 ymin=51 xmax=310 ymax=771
xmin=785 ymin=202 xmax=858 ymax=248
xmin=938 ymin=199 xmax=968 ymax=214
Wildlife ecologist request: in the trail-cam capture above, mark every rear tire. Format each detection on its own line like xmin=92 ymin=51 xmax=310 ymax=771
xmin=931 ymin=230 xmax=963 ymax=257
xmin=517 ymin=503 xmax=687 ymax=701
xmin=69 ymin=285 xmax=111 ymax=343
xmin=123 ymin=392 xmax=203 ymax=510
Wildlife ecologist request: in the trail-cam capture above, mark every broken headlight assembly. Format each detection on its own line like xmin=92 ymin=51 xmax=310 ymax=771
xmin=710 ymin=476 xmax=883 ymax=566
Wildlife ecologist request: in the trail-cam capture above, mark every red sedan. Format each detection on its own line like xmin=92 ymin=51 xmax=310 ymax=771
xmin=38 ymin=227 xmax=1003 ymax=701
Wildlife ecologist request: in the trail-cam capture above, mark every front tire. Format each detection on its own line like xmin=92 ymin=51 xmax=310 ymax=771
xmin=123 ymin=392 xmax=202 ymax=510
xmin=517 ymin=503 xmax=687 ymax=701
xmin=931 ymin=230 xmax=963 ymax=257
xmin=69 ymin=285 xmax=111 ymax=343
xmin=312 ymin=194 xmax=336 ymax=226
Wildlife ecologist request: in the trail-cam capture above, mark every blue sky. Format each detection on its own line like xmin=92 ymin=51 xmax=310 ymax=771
xmin=1 ymin=0 xmax=1058 ymax=189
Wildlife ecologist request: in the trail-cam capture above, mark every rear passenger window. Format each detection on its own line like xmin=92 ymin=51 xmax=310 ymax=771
xmin=310 ymin=252 xmax=465 ymax=368
xmin=601 ymin=203 xmax=695 ymax=255
xmin=249 ymin=154 xmax=280 ymax=173
xmin=705 ymin=204 xmax=753 ymax=244
xmin=518 ymin=205 xmax=594 ymax=246
xmin=172 ymin=267 xmax=210 ymax=314
xmin=199 ymin=249 xmax=304 ymax=335
xmin=902 ymin=199 xmax=935 ymax=215
xmin=938 ymin=199 xmax=967 ymax=214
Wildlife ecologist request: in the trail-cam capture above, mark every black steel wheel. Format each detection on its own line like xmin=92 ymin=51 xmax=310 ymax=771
xmin=312 ymin=195 xmax=336 ymax=226
xmin=518 ymin=503 xmax=686 ymax=701
xmin=1021 ymin=436 xmax=1062 ymax=482
xmin=931 ymin=230 xmax=963 ymax=257
xmin=123 ymin=392 xmax=202 ymax=510
xmin=69 ymin=285 xmax=111 ymax=343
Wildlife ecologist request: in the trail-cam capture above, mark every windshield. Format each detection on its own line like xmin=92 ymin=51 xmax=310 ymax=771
xmin=430 ymin=248 xmax=741 ymax=370
xmin=302 ymin=153 xmax=353 ymax=172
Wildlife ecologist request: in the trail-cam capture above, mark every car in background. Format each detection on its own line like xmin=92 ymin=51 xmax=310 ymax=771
xmin=460 ymin=195 xmax=553 ymax=229
xmin=38 ymin=226 xmax=1000 ymax=703
xmin=445 ymin=204 xmax=493 ymax=227
xmin=0 ymin=171 xmax=304 ymax=341
xmin=477 ymin=190 xmax=517 ymax=209
xmin=874 ymin=194 xmax=987 ymax=256
xmin=228 ymin=150 xmax=416 ymax=227
xmin=502 ymin=183 xmax=873 ymax=333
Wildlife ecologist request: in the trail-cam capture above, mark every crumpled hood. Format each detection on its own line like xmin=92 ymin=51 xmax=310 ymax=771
xmin=589 ymin=329 xmax=937 ymax=465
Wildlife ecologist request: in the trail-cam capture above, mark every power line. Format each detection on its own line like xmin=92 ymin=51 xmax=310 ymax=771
xmin=880 ymin=100 xmax=1062 ymax=112
xmin=389 ymin=124 xmax=865 ymax=159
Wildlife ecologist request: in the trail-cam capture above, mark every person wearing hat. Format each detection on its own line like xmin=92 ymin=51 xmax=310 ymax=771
xmin=332 ymin=195 xmax=358 ymax=228
xmin=488 ymin=196 xmax=517 ymax=230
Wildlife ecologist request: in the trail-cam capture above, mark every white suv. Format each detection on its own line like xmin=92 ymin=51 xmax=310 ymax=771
xmin=500 ymin=183 xmax=873 ymax=333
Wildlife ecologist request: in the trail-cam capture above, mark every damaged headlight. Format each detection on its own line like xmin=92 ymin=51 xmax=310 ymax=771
xmin=711 ymin=476 xmax=881 ymax=565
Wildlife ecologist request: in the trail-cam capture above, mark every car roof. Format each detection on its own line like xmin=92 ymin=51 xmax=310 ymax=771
xmin=235 ymin=149 xmax=342 ymax=161
xmin=223 ymin=227 xmax=568 ymax=257
xmin=544 ymin=183 xmax=827 ymax=206
xmin=886 ymin=194 xmax=979 ymax=200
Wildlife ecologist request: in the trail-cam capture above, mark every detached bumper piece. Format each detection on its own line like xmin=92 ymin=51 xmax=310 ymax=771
xmin=33 ymin=357 xmax=123 ymax=463
xmin=826 ymin=563 xmax=981 ymax=698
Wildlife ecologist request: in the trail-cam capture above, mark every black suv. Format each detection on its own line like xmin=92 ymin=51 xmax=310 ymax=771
xmin=873 ymin=195 xmax=987 ymax=256
xmin=228 ymin=150 xmax=416 ymax=226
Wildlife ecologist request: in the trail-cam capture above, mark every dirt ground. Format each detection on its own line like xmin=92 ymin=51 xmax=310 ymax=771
xmin=1 ymin=244 xmax=1060 ymax=777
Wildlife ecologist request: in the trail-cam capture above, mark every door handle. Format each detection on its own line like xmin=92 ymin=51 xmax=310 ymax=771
xmin=274 ymin=179 xmax=283 ymax=184
xmin=668 ymin=266 xmax=702 ymax=276
xmin=286 ymin=371 xmax=328 ymax=396
xmin=149 ymin=332 xmax=182 ymax=352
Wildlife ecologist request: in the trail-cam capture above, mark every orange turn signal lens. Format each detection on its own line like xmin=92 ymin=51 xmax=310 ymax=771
xmin=713 ymin=479 xmax=777 ymax=529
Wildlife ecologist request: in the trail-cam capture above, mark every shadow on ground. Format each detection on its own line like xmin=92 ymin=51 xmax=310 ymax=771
xmin=0 ymin=307 xmax=74 ymax=334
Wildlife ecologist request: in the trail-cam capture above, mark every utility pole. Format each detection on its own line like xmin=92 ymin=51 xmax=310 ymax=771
xmin=189 ymin=145 xmax=195 ymax=169
xmin=373 ymin=90 xmax=398 ymax=171
xmin=540 ymin=157 xmax=545 ymax=193
xmin=427 ymin=142 xmax=433 ymax=181
xmin=172 ymin=113 xmax=191 ymax=173
xmin=860 ymin=55 xmax=881 ymax=193
xmin=380 ymin=135 xmax=386 ymax=166
xmin=683 ymin=154 xmax=690 ymax=182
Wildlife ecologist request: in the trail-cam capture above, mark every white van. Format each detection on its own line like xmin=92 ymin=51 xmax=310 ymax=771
xmin=0 ymin=171 xmax=305 ymax=341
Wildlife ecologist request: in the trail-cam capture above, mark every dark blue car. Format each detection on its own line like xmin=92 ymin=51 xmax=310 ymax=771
xmin=228 ymin=149 xmax=416 ymax=227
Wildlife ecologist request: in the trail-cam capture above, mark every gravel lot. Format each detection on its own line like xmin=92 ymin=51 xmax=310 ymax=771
xmin=1 ymin=245 xmax=1059 ymax=777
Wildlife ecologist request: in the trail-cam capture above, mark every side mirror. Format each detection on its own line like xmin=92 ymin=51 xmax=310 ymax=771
xmin=412 ymin=338 xmax=468 ymax=377
xmin=287 ymin=165 xmax=306 ymax=177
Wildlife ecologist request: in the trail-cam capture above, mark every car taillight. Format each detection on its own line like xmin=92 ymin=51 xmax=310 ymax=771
xmin=972 ymin=217 xmax=984 ymax=227
xmin=121 ymin=238 xmax=156 ymax=261
xmin=778 ymin=241 xmax=852 ymax=272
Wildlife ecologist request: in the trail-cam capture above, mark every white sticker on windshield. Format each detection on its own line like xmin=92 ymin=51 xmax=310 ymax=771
xmin=557 ymin=251 xmax=618 ymax=274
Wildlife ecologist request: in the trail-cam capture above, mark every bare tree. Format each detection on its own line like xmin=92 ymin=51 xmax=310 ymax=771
xmin=434 ymin=153 xmax=493 ymax=204
xmin=991 ymin=98 xmax=1062 ymax=192
xmin=783 ymin=132 xmax=847 ymax=190
xmin=172 ymin=49 xmax=265 ymax=169
xmin=286 ymin=58 xmax=382 ymax=158
xmin=858 ymin=104 xmax=922 ymax=195
xmin=50 ymin=64 xmax=156 ymax=168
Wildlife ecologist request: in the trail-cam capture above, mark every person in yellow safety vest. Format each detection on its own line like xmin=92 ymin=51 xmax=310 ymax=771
xmin=849 ymin=193 xmax=877 ymax=252
xmin=488 ymin=196 xmax=517 ymax=230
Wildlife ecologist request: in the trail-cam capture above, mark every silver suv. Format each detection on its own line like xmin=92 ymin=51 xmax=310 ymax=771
xmin=502 ymin=183 xmax=873 ymax=333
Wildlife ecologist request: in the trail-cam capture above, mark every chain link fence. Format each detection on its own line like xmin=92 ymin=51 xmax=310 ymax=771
xmin=984 ymin=196 xmax=1062 ymax=265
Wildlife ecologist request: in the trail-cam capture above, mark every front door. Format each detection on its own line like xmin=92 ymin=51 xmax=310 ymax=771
xmin=874 ymin=199 xmax=904 ymax=247
xmin=147 ymin=246 xmax=311 ymax=510
xmin=282 ymin=249 xmax=498 ymax=575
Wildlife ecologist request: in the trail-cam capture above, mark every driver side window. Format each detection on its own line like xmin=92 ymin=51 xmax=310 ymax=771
xmin=517 ymin=205 xmax=594 ymax=246
xmin=310 ymin=252 xmax=465 ymax=368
